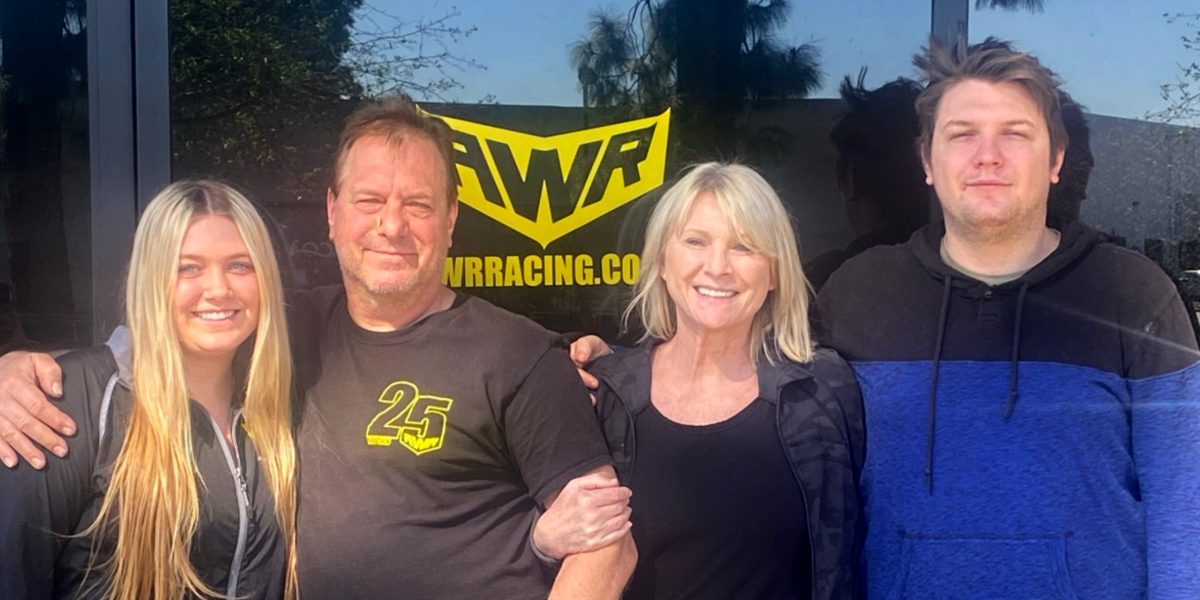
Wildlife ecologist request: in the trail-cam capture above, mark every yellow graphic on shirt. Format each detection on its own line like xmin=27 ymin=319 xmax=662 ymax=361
xmin=365 ymin=381 xmax=454 ymax=455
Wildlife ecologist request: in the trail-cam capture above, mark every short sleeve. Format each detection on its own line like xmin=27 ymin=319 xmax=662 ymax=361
xmin=502 ymin=347 xmax=612 ymax=505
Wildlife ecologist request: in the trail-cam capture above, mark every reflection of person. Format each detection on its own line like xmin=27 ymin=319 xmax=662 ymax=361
xmin=551 ymin=163 xmax=865 ymax=599
xmin=0 ymin=181 xmax=297 ymax=599
xmin=815 ymin=37 xmax=1200 ymax=599
xmin=0 ymin=97 xmax=635 ymax=599
xmin=1046 ymin=91 xmax=1094 ymax=229
xmin=805 ymin=73 xmax=929 ymax=290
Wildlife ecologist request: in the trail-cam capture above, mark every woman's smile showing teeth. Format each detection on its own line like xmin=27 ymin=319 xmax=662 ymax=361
xmin=662 ymin=192 xmax=774 ymax=336
xmin=695 ymin=286 xmax=736 ymax=299
xmin=194 ymin=309 xmax=238 ymax=321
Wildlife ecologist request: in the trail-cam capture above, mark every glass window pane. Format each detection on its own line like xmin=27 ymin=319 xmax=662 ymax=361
xmin=171 ymin=0 xmax=932 ymax=337
xmin=973 ymin=0 xmax=1200 ymax=331
xmin=0 ymin=2 xmax=91 ymax=349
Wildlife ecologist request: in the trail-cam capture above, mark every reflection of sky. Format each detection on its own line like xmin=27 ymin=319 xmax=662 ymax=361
xmin=971 ymin=0 xmax=1196 ymax=120
xmin=376 ymin=0 xmax=1196 ymax=120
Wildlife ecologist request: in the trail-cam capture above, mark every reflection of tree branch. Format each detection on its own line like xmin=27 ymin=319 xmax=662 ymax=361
xmin=168 ymin=0 xmax=488 ymax=201
xmin=175 ymin=99 xmax=257 ymax=124
xmin=348 ymin=4 xmax=484 ymax=100
xmin=1147 ymin=13 xmax=1200 ymax=127
xmin=350 ymin=13 xmax=466 ymax=42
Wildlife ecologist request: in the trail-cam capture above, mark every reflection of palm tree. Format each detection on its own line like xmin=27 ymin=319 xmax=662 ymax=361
xmin=743 ymin=39 xmax=821 ymax=100
xmin=570 ymin=0 xmax=821 ymax=117
xmin=571 ymin=12 xmax=636 ymax=109
xmin=975 ymin=0 xmax=1044 ymax=10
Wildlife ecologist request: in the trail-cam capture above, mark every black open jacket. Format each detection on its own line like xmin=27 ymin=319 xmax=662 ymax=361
xmin=0 ymin=337 xmax=286 ymax=600
xmin=589 ymin=343 xmax=867 ymax=600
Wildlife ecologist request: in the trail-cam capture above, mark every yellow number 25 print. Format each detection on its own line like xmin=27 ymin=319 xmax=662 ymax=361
xmin=365 ymin=381 xmax=454 ymax=456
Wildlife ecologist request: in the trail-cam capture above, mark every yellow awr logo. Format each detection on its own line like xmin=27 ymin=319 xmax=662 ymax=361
xmin=426 ymin=109 xmax=671 ymax=248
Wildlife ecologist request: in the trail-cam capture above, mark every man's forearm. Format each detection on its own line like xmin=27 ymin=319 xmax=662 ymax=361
xmin=548 ymin=532 xmax=636 ymax=600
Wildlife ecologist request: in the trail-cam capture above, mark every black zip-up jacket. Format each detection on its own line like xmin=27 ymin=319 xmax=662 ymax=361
xmin=589 ymin=343 xmax=867 ymax=600
xmin=0 ymin=340 xmax=286 ymax=599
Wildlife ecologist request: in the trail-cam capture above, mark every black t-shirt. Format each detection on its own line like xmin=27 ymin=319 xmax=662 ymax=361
xmin=626 ymin=397 xmax=811 ymax=600
xmin=290 ymin=287 xmax=612 ymax=599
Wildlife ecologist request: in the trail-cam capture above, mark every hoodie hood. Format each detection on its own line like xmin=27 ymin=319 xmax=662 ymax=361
xmin=904 ymin=219 xmax=1102 ymax=493
xmin=106 ymin=325 xmax=134 ymax=387
xmin=908 ymin=218 xmax=1103 ymax=291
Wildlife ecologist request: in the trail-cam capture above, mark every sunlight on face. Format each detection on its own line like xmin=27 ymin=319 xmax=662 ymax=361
xmin=172 ymin=215 xmax=260 ymax=363
xmin=924 ymin=79 xmax=1064 ymax=238
xmin=326 ymin=135 xmax=458 ymax=303
xmin=661 ymin=192 xmax=774 ymax=339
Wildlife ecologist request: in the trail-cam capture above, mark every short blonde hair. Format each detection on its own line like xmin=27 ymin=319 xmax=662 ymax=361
xmin=623 ymin=162 xmax=814 ymax=364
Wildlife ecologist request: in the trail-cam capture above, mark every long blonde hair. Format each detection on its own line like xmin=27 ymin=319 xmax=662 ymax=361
xmin=84 ymin=180 xmax=298 ymax=599
xmin=623 ymin=162 xmax=814 ymax=364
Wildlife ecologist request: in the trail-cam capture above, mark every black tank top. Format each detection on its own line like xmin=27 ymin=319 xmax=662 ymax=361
xmin=625 ymin=396 xmax=811 ymax=600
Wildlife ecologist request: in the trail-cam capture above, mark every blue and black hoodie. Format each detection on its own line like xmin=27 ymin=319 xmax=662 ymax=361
xmin=815 ymin=220 xmax=1200 ymax=600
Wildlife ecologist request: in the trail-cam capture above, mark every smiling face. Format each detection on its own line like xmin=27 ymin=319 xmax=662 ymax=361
xmin=327 ymin=133 xmax=458 ymax=304
xmin=924 ymin=78 xmax=1064 ymax=239
xmin=172 ymin=214 xmax=260 ymax=363
xmin=661 ymin=192 xmax=774 ymax=339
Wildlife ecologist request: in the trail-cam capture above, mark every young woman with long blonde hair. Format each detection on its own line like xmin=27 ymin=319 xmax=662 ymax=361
xmin=0 ymin=180 xmax=298 ymax=599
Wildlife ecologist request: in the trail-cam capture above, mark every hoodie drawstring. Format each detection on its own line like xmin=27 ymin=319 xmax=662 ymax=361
xmin=926 ymin=276 xmax=953 ymax=495
xmin=1003 ymin=282 xmax=1030 ymax=420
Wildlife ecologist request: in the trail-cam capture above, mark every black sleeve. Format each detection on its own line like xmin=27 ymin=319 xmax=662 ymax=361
xmin=0 ymin=350 xmax=107 ymax=599
xmin=1126 ymin=273 xmax=1200 ymax=377
xmin=812 ymin=279 xmax=838 ymax=346
xmin=836 ymin=362 xmax=869 ymax=599
xmin=834 ymin=360 xmax=867 ymax=478
xmin=285 ymin=287 xmax=322 ymax=397
xmin=502 ymin=347 xmax=613 ymax=506
xmin=591 ymin=383 xmax=631 ymax=478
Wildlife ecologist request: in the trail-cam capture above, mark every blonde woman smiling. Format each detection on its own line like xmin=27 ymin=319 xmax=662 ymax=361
xmin=0 ymin=180 xmax=297 ymax=600
xmin=550 ymin=163 xmax=866 ymax=599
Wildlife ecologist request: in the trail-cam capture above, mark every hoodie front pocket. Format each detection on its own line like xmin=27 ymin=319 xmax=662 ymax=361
xmin=883 ymin=531 xmax=1079 ymax=600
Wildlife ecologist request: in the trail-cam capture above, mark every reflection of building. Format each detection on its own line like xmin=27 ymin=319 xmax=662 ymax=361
xmin=1083 ymin=116 xmax=1200 ymax=273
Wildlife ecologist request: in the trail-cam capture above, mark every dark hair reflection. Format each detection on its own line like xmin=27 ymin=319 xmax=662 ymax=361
xmin=1047 ymin=91 xmax=1094 ymax=230
xmin=806 ymin=72 xmax=929 ymax=290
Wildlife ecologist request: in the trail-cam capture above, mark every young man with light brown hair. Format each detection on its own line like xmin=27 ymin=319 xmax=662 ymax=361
xmin=816 ymin=37 xmax=1200 ymax=599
